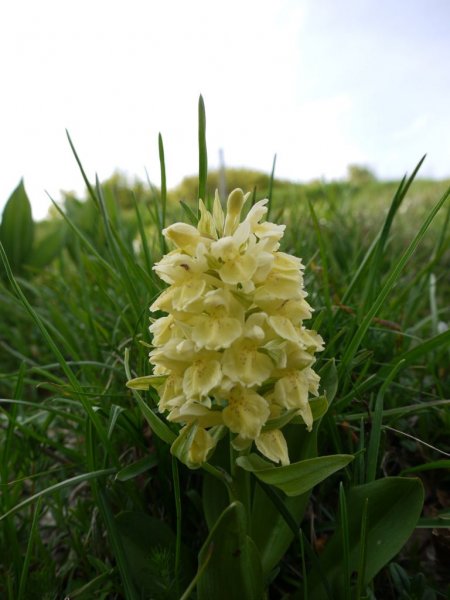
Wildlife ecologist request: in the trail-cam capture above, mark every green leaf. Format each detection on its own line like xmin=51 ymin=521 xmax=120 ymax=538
xmin=292 ymin=396 xmax=329 ymax=425
xmin=0 ymin=179 xmax=34 ymax=271
xmin=309 ymin=477 xmax=424 ymax=598
xmin=134 ymin=393 xmax=176 ymax=445
xmin=115 ymin=454 xmax=158 ymax=482
xmin=251 ymin=483 xmax=310 ymax=576
xmin=179 ymin=199 xmax=199 ymax=225
xmin=196 ymin=501 xmax=264 ymax=600
xmin=126 ymin=374 xmax=167 ymax=390
xmin=319 ymin=358 xmax=338 ymax=405
xmin=27 ymin=225 xmax=66 ymax=268
xmin=198 ymin=95 xmax=208 ymax=206
xmin=0 ymin=468 xmax=116 ymax=521
xmin=124 ymin=348 xmax=175 ymax=445
xmin=115 ymin=511 xmax=194 ymax=598
xmin=236 ymin=454 xmax=354 ymax=497
xmin=248 ymin=424 xmax=320 ymax=576
xmin=339 ymin=182 xmax=450 ymax=375
xmin=263 ymin=397 xmax=328 ymax=432
xmin=401 ymin=459 xmax=450 ymax=474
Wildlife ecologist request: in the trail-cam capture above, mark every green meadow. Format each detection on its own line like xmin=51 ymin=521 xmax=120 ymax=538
xmin=1 ymin=122 xmax=449 ymax=599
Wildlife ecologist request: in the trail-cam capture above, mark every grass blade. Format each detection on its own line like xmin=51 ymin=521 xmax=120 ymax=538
xmin=339 ymin=184 xmax=450 ymax=375
xmin=198 ymin=95 xmax=208 ymax=207
xmin=0 ymin=242 xmax=113 ymax=455
xmin=0 ymin=469 xmax=116 ymax=521
xmin=17 ymin=497 xmax=42 ymax=600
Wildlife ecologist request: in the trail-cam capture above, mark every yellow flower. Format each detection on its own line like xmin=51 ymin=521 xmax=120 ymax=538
xmin=255 ymin=430 xmax=289 ymax=466
xmin=139 ymin=188 xmax=324 ymax=468
xmin=222 ymin=339 xmax=273 ymax=387
xmin=182 ymin=354 xmax=222 ymax=400
xmin=222 ymin=385 xmax=270 ymax=439
xmin=274 ymin=368 xmax=321 ymax=431
xmin=190 ymin=289 xmax=244 ymax=350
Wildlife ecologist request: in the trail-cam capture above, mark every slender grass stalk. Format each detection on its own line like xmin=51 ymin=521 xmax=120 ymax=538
xmin=308 ymin=198 xmax=333 ymax=317
xmin=172 ymin=456 xmax=182 ymax=597
xmin=339 ymin=483 xmax=351 ymax=600
xmin=17 ymin=497 xmax=42 ymax=600
xmin=198 ymin=95 xmax=208 ymax=207
xmin=179 ymin=543 xmax=214 ymax=600
xmin=65 ymin=129 xmax=98 ymax=206
xmin=266 ymin=154 xmax=277 ymax=219
xmin=0 ymin=242 xmax=114 ymax=456
xmin=299 ymin=529 xmax=308 ymax=600
xmin=355 ymin=498 xmax=369 ymax=599
xmin=366 ymin=360 xmax=405 ymax=482
xmin=339 ymin=184 xmax=450 ymax=375
xmin=0 ymin=468 xmax=116 ymax=521
xmin=158 ymin=133 xmax=168 ymax=234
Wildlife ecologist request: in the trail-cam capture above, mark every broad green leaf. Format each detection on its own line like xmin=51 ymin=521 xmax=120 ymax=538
xmin=0 ymin=179 xmax=34 ymax=271
xmin=251 ymin=485 xmax=310 ymax=576
xmin=249 ymin=423 xmax=320 ymax=575
xmin=309 ymin=477 xmax=424 ymax=599
xmin=202 ymin=472 xmax=230 ymax=531
xmin=115 ymin=511 xmax=194 ymax=598
xmin=27 ymin=224 xmax=66 ymax=268
xmin=196 ymin=501 xmax=263 ymax=600
xmin=236 ymin=454 xmax=353 ymax=497
xmin=401 ymin=459 xmax=450 ymax=474
xmin=201 ymin=437 xmax=232 ymax=531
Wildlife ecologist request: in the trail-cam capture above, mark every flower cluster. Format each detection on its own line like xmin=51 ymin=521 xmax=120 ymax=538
xmin=148 ymin=189 xmax=324 ymax=467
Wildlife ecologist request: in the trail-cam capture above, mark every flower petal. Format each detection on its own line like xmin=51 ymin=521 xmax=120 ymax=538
xmin=222 ymin=340 xmax=273 ymax=386
xmin=222 ymin=385 xmax=270 ymax=439
xmin=183 ymin=358 xmax=222 ymax=399
xmin=255 ymin=430 xmax=290 ymax=465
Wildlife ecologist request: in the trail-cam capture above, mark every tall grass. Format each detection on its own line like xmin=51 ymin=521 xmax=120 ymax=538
xmin=0 ymin=133 xmax=449 ymax=598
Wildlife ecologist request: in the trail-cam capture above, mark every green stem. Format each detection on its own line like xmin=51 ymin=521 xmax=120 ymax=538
xmin=229 ymin=436 xmax=251 ymax=526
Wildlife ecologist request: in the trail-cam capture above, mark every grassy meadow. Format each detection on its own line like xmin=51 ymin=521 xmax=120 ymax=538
xmin=0 ymin=140 xmax=449 ymax=599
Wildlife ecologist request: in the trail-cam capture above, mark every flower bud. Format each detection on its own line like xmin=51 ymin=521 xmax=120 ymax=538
xmin=224 ymin=188 xmax=246 ymax=235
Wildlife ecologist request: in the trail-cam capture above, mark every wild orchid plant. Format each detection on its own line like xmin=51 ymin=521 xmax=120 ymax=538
xmin=124 ymin=97 xmax=426 ymax=599
xmin=127 ymin=187 xmax=354 ymax=597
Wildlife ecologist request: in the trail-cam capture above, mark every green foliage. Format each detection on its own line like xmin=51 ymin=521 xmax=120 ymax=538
xmin=0 ymin=115 xmax=449 ymax=599
xmin=308 ymin=478 xmax=424 ymax=598
xmin=115 ymin=511 xmax=194 ymax=598
xmin=195 ymin=502 xmax=264 ymax=600
xmin=0 ymin=180 xmax=34 ymax=271
xmin=0 ymin=180 xmax=66 ymax=275
xmin=236 ymin=454 xmax=354 ymax=497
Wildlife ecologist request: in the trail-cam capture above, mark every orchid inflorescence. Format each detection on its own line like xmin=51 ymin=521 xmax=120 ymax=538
xmin=134 ymin=189 xmax=324 ymax=468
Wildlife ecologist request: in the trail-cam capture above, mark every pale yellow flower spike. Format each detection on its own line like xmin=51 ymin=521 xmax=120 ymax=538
xmin=143 ymin=188 xmax=324 ymax=468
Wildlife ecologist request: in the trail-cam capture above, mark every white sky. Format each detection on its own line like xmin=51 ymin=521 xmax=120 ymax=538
xmin=1 ymin=0 xmax=449 ymax=220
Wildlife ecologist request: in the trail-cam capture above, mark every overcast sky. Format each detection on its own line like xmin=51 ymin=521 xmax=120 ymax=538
xmin=1 ymin=0 xmax=449 ymax=219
